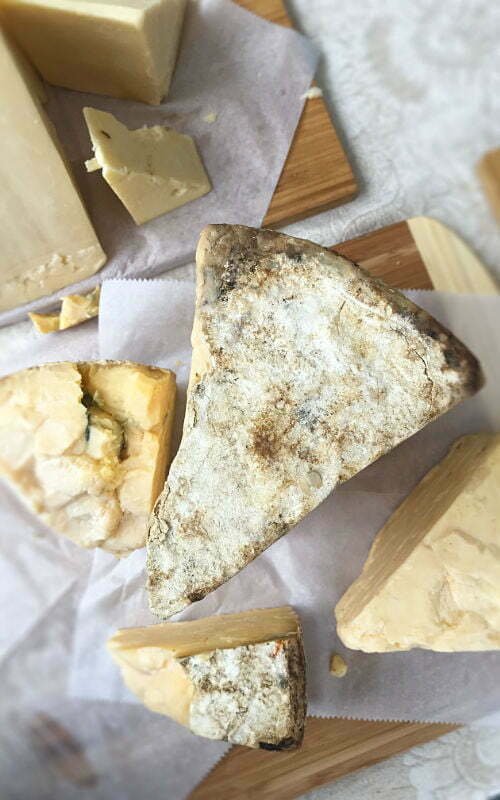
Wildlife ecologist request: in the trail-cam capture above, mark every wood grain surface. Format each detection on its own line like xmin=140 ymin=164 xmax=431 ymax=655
xmin=236 ymin=0 xmax=358 ymax=227
xmin=477 ymin=147 xmax=500 ymax=222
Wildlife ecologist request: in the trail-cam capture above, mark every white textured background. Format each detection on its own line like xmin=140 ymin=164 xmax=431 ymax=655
xmin=1 ymin=1 xmax=499 ymax=799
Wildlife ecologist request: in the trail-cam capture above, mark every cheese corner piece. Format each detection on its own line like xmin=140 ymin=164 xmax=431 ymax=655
xmin=29 ymin=311 xmax=60 ymax=334
xmin=2 ymin=0 xmax=188 ymax=105
xmin=336 ymin=434 xmax=500 ymax=653
xmin=83 ymin=108 xmax=211 ymax=225
xmin=107 ymin=607 xmax=306 ymax=749
xmin=0 ymin=29 xmax=105 ymax=314
xmin=147 ymin=225 xmax=483 ymax=618
xmin=0 ymin=361 xmax=176 ymax=556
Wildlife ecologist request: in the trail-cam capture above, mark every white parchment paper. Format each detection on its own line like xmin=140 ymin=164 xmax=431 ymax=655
xmin=0 ymin=0 xmax=318 ymax=326
xmin=64 ymin=280 xmax=500 ymax=733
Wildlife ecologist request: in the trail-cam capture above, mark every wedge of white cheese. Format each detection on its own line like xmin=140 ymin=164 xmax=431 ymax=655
xmin=84 ymin=108 xmax=211 ymax=225
xmin=108 ymin=606 xmax=306 ymax=749
xmin=148 ymin=225 xmax=483 ymax=618
xmin=0 ymin=361 xmax=176 ymax=556
xmin=0 ymin=29 xmax=105 ymax=313
xmin=336 ymin=434 xmax=500 ymax=652
xmin=1 ymin=0 xmax=187 ymax=105
xmin=29 ymin=287 xmax=101 ymax=334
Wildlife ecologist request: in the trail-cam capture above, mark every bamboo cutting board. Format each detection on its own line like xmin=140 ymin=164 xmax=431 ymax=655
xmin=190 ymin=216 xmax=497 ymax=800
xmin=236 ymin=0 xmax=358 ymax=227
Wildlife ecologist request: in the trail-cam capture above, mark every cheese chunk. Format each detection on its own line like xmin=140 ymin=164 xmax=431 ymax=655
xmin=0 ymin=361 xmax=176 ymax=556
xmin=0 ymin=29 xmax=105 ymax=313
xmin=147 ymin=225 xmax=483 ymax=618
xmin=1 ymin=0 xmax=187 ymax=105
xmin=108 ymin=607 xmax=306 ymax=749
xmin=29 ymin=287 xmax=101 ymax=334
xmin=84 ymin=108 xmax=211 ymax=225
xmin=336 ymin=434 xmax=500 ymax=652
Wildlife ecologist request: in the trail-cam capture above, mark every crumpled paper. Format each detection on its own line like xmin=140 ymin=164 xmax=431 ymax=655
xmin=65 ymin=281 xmax=500 ymax=733
xmin=0 ymin=0 xmax=318 ymax=326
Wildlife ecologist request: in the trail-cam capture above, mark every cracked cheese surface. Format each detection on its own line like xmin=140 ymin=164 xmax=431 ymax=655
xmin=0 ymin=361 xmax=176 ymax=556
xmin=336 ymin=434 xmax=500 ymax=652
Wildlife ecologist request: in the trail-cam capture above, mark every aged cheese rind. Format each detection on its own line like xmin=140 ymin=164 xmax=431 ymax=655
xmin=29 ymin=287 xmax=101 ymax=334
xmin=108 ymin=607 xmax=306 ymax=749
xmin=0 ymin=361 xmax=176 ymax=556
xmin=0 ymin=29 xmax=105 ymax=313
xmin=336 ymin=433 xmax=500 ymax=652
xmin=148 ymin=224 xmax=483 ymax=618
xmin=2 ymin=0 xmax=188 ymax=105
xmin=84 ymin=108 xmax=211 ymax=225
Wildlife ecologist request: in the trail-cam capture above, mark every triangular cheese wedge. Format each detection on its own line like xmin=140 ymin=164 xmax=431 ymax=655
xmin=0 ymin=361 xmax=176 ymax=556
xmin=108 ymin=606 xmax=306 ymax=749
xmin=336 ymin=434 xmax=500 ymax=652
xmin=84 ymin=108 xmax=211 ymax=225
xmin=148 ymin=225 xmax=483 ymax=617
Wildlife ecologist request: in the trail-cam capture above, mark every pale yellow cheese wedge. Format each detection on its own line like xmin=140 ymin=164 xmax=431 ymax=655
xmin=29 ymin=287 xmax=101 ymax=334
xmin=0 ymin=361 xmax=176 ymax=556
xmin=1 ymin=0 xmax=188 ymax=105
xmin=0 ymin=29 xmax=105 ymax=313
xmin=336 ymin=434 xmax=500 ymax=652
xmin=108 ymin=607 xmax=306 ymax=749
xmin=84 ymin=108 xmax=211 ymax=225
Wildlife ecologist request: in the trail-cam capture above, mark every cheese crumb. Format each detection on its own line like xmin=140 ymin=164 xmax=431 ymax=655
xmin=203 ymin=112 xmax=218 ymax=124
xmin=330 ymin=653 xmax=348 ymax=678
xmin=302 ymin=87 xmax=323 ymax=100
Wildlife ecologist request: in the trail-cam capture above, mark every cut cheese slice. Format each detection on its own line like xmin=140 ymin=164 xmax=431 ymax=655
xmin=108 ymin=606 xmax=306 ymax=749
xmin=335 ymin=433 xmax=500 ymax=652
xmin=0 ymin=361 xmax=176 ymax=556
xmin=29 ymin=287 xmax=101 ymax=334
xmin=1 ymin=0 xmax=187 ymax=105
xmin=148 ymin=225 xmax=483 ymax=618
xmin=84 ymin=108 xmax=211 ymax=225
xmin=0 ymin=29 xmax=105 ymax=313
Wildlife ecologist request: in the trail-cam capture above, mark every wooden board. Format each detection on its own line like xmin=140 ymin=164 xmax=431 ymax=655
xmin=235 ymin=0 xmax=358 ymax=227
xmin=191 ymin=216 xmax=497 ymax=800
xmin=477 ymin=147 xmax=500 ymax=223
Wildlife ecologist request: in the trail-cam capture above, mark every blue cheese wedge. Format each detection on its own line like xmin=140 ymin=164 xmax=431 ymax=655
xmin=84 ymin=108 xmax=211 ymax=225
xmin=0 ymin=361 xmax=176 ymax=556
xmin=2 ymin=0 xmax=187 ymax=105
xmin=0 ymin=28 xmax=105 ymax=313
xmin=336 ymin=434 xmax=500 ymax=652
xmin=108 ymin=606 xmax=306 ymax=749
xmin=148 ymin=225 xmax=483 ymax=618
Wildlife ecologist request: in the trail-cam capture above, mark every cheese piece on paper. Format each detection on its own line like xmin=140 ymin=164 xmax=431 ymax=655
xmin=29 ymin=287 xmax=101 ymax=334
xmin=84 ymin=108 xmax=211 ymax=225
xmin=1 ymin=0 xmax=187 ymax=105
xmin=0 ymin=361 xmax=176 ymax=556
xmin=108 ymin=606 xmax=306 ymax=749
xmin=0 ymin=29 xmax=105 ymax=313
xmin=336 ymin=434 xmax=500 ymax=653
xmin=148 ymin=225 xmax=483 ymax=618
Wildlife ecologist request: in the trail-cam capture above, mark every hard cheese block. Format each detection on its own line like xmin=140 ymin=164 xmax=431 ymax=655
xmin=30 ymin=287 xmax=101 ymax=333
xmin=1 ymin=0 xmax=187 ymax=105
xmin=84 ymin=108 xmax=211 ymax=225
xmin=336 ymin=434 xmax=500 ymax=652
xmin=147 ymin=225 xmax=483 ymax=618
xmin=108 ymin=606 xmax=306 ymax=749
xmin=0 ymin=29 xmax=105 ymax=313
xmin=0 ymin=361 xmax=176 ymax=556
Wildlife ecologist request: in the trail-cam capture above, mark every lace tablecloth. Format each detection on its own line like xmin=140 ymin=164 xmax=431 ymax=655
xmin=1 ymin=1 xmax=499 ymax=799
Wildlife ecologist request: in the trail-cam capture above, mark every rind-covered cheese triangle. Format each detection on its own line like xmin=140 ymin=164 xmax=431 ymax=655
xmin=108 ymin=607 xmax=306 ymax=750
xmin=336 ymin=434 xmax=500 ymax=652
xmin=148 ymin=225 xmax=483 ymax=617
xmin=0 ymin=361 xmax=176 ymax=556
